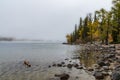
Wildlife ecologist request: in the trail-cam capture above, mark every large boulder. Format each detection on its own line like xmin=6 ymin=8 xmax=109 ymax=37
xmin=97 ymin=60 xmax=106 ymax=67
xmin=57 ymin=63 xmax=62 ymax=67
xmin=104 ymin=54 xmax=115 ymax=59
xmin=93 ymin=71 xmax=104 ymax=79
xmin=73 ymin=63 xmax=79 ymax=68
xmin=97 ymin=60 xmax=110 ymax=67
xmin=55 ymin=73 xmax=70 ymax=80
xmin=111 ymin=65 xmax=120 ymax=80
xmin=67 ymin=64 xmax=72 ymax=69
xmin=111 ymin=71 xmax=120 ymax=80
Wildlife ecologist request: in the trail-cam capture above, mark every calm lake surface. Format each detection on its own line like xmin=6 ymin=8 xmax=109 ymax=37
xmin=0 ymin=42 xmax=95 ymax=80
xmin=0 ymin=42 xmax=76 ymax=64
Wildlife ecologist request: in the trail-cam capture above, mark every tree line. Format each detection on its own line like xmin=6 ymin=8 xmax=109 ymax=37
xmin=0 ymin=37 xmax=14 ymax=41
xmin=66 ymin=0 xmax=120 ymax=45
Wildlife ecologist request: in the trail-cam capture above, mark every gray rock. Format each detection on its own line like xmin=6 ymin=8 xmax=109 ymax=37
xmin=67 ymin=64 xmax=72 ymax=68
xmin=97 ymin=60 xmax=106 ymax=67
xmin=102 ymin=71 xmax=109 ymax=76
xmin=102 ymin=66 xmax=109 ymax=71
xmin=76 ymin=66 xmax=83 ymax=69
xmin=73 ymin=63 xmax=79 ymax=68
xmin=57 ymin=63 xmax=62 ymax=67
xmin=61 ymin=62 xmax=65 ymax=65
xmin=72 ymin=56 xmax=81 ymax=59
xmin=48 ymin=65 xmax=51 ymax=68
xmin=97 ymin=59 xmax=110 ymax=67
xmin=55 ymin=73 xmax=70 ymax=80
xmin=112 ymin=71 xmax=120 ymax=80
xmin=109 ymin=45 xmax=115 ymax=48
xmin=65 ymin=58 xmax=69 ymax=60
xmin=88 ymin=67 xmax=94 ymax=71
xmin=111 ymin=65 xmax=120 ymax=80
xmin=93 ymin=71 xmax=104 ymax=79
xmin=52 ymin=63 xmax=56 ymax=67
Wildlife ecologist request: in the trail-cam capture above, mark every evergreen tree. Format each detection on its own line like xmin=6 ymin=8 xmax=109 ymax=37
xmin=111 ymin=0 xmax=120 ymax=42
xmin=66 ymin=0 xmax=120 ymax=44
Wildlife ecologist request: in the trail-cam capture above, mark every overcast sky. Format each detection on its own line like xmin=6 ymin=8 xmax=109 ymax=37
xmin=0 ymin=0 xmax=112 ymax=41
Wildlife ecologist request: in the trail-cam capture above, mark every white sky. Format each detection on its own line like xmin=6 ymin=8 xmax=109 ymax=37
xmin=0 ymin=0 xmax=112 ymax=41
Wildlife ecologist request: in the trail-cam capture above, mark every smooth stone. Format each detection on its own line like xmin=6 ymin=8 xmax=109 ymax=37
xmin=88 ymin=67 xmax=94 ymax=71
xmin=76 ymin=66 xmax=83 ymax=69
xmin=57 ymin=63 xmax=62 ymax=67
xmin=73 ymin=63 xmax=79 ymax=68
xmin=67 ymin=64 xmax=72 ymax=68
xmin=93 ymin=71 xmax=104 ymax=79
xmin=52 ymin=64 xmax=57 ymax=67
xmin=61 ymin=62 xmax=65 ymax=64
xmin=55 ymin=73 xmax=70 ymax=80
xmin=48 ymin=65 xmax=51 ymax=68
xmin=102 ymin=66 xmax=109 ymax=71
xmin=111 ymin=65 xmax=120 ymax=80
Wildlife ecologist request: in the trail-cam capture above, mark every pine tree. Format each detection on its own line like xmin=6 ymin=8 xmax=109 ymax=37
xmin=111 ymin=0 xmax=120 ymax=42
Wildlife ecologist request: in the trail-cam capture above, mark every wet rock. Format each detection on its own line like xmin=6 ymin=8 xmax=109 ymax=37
xmin=109 ymin=45 xmax=115 ymax=48
xmin=88 ymin=67 xmax=94 ymax=71
xmin=23 ymin=60 xmax=31 ymax=67
xmin=97 ymin=60 xmax=110 ymax=67
xmin=60 ymin=74 xmax=70 ymax=80
xmin=63 ymin=65 xmax=66 ymax=67
xmin=105 ymin=54 xmax=115 ymax=59
xmin=76 ymin=66 xmax=83 ymax=69
xmin=110 ymin=48 xmax=116 ymax=52
xmin=97 ymin=60 xmax=106 ymax=67
xmin=111 ymin=65 xmax=120 ymax=80
xmin=72 ymin=56 xmax=81 ymax=59
xmin=55 ymin=73 xmax=70 ymax=80
xmin=75 ymin=76 xmax=79 ymax=79
xmin=102 ymin=71 xmax=109 ymax=76
xmin=112 ymin=71 xmax=120 ymax=80
xmin=69 ymin=61 xmax=72 ymax=63
xmin=52 ymin=63 xmax=57 ymax=67
xmin=108 ymin=59 xmax=113 ymax=63
xmin=48 ymin=65 xmax=51 ymax=68
xmin=55 ymin=74 xmax=62 ymax=77
xmin=102 ymin=66 xmax=109 ymax=71
xmin=57 ymin=63 xmax=62 ymax=67
xmin=93 ymin=71 xmax=104 ymax=79
xmin=117 ymin=53 xmax=120 ymax=56
xmin=65 ymin=58 xmax=69 ymax=60
xmin=110 ymin=51 xmax=117 ymax=54
xmin=99 ymin=68 xmax=104 ymax=72
xmin=61 ymin=62 xmax=65 ymax=65
xmin=96 ymin=55 xmax=99 ymax=59
xmin=104 ymin=61 xmax=110 ymax=66
xmin=73 ymin=63 xmax=79 ymax=68
xmin=67 ymin=64 xmax=72 ymax=68
xmin=116 ymin=59 xmax=120 ymax=63
xmin=93 ymin=64 xmax=99 ymax=68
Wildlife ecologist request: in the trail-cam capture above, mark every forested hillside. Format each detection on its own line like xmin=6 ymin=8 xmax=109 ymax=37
xmin=66 ymin=0 xmax=120 ymax=45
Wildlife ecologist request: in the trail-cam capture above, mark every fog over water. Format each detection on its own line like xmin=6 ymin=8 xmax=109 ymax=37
xmin=0 ymin=0 xmax=112 ymax=41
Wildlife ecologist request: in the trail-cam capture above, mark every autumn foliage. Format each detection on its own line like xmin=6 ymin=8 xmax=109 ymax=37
xmin=66 ymin=0 xmax=120 ymax=45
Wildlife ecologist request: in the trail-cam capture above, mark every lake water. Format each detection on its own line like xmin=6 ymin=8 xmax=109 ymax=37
xmin=0 ymin=42 xmax=76 ymax=64
xmin=0 ymin=42 xmax=95 ymax=80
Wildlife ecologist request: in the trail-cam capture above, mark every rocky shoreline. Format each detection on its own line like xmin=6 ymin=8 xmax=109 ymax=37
xmin=1 ymin=44 xmax=120 ymax=80
xmin=83 ymin=44 xmax=120 ymax=80
xmin=47 ymin=44 xmax=120 ymax=80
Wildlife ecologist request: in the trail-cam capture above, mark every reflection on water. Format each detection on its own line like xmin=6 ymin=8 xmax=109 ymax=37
xmin=80 ymin=52 xmax=97 ymax=68
xmin=73 ymin=47 xmax=101 ymax=68
xmin=0 ymin=43 xmax=95 ymax=80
